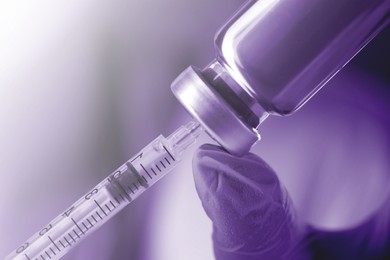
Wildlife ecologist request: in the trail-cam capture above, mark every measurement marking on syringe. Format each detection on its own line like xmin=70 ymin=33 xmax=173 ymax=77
xmin=140 ymin=164 xmax=152 ymax=179
xmin=165 ymin=157 xmax=171 ymax=165
xmin=25 ymin=253 xmax=31 ymax=260
xmin=130 ymin=152 xmax=143 ymax=162
xmin=82 ymin=222 xmax=89 ymax=231
xmin=87 ymin=218 xmax=94 ymax=227
xmin=45 ymin=251 xmax=51 ymax=259
xmin=133 ymin=183 xmax=139 ymax=190
xmin=115 ymin=181 xmax=131 ymax=201
xmin=160 ymin=161 xmax=166 ymax=168
xmin=40 ymin=254 xmax=45 ymax=260
xmin=92 ymin=215 xmax=98 ymax=223
xmin=71 ymin=218 xmax=85 ymax=235
xmin=127 ymin=185 xmax=135 ymax=194
xmin=137 ymin=178 xmax=146 ymax=186
xmin=50 ymin=248 xmax=56 ymax=255
xmin=156 ymin=164 xmax=161 ymax=172
xmin=96 ymin=211 xmax=103 ymax=219
xmin=163 ymin=146 xmax=175 ymax=161
xmin=73 ymin=229 xmax=80 ymax=239
xmin=105 ymin=204 xmax=112 ymax=212
xmin=141 ymin=176 xmax=148 ymax=183
xmin=64 ymin=237 xmax=71 ymax=247
xmin=110 ymin=200 xmax=116 ymax=208
xmin=69 ymin=233 xmax=76 ymax=242
xmin=48 ymin=236 xmax=61 ymax=252
xmin=114 ymin=196 xmax=120 ymax=204
xmin=151 ymin=168 xmax=157 ymax=175
xmin=59 ymin=240 xmax=65 ymax=248
xmin=94 ymin=200 xmax=107 ymax=216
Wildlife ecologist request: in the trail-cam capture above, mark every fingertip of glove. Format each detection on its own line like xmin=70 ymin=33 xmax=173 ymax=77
xmin=193 ymin=144 xmax=227 ymax=174
xmin=195 ymin=143 xmax=226 ymax=157
xmin=193 ymin=143 xmax=272 ymax=176
xmin=192 ymin=143 xmax=282 ymax=203
xmin=192 ymin=144 xmax=223 ymax=191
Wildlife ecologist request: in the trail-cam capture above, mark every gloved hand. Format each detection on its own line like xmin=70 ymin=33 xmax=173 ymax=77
xmin=192 ymin=144 xmax=305 ymax=260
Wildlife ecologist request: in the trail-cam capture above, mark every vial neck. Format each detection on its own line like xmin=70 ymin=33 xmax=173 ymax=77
xmin=201 ymin=60 xmax=269 ymax=129
xmin=171 ymin=62 xmax=262 ymax=155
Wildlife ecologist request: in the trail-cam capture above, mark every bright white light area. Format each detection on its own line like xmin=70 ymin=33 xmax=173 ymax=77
xmin=0 ymin=0 xmax=94 ymax=82
xmin=221 ymin=0 xmax=279 ymax=90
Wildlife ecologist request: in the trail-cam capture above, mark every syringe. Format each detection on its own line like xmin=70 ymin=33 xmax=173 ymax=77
xmin=6 ymin=120 xmax=202 ymax=260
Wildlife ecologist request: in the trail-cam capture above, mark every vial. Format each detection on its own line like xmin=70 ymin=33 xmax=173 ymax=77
xmin=171 ymin=0 xmax=390 ymax=155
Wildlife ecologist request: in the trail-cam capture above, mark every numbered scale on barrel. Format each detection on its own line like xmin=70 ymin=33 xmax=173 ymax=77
xmin=7 ymin=120 xmax=202 ymax=260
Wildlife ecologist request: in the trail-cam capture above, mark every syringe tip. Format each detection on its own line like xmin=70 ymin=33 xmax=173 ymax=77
xmin=184 ymin=120 xmax=203 ymax=138
xmin=167 ymin=119 xmax=203 ymax=155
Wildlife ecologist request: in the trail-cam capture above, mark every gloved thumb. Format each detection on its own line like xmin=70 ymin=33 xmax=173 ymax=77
xmin=192 ymin=144 xmax=301 ymax=259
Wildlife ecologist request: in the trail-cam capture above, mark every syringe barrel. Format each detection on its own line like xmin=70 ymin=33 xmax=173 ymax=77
xmin=6 ymin=121 xmax=202 ymax=260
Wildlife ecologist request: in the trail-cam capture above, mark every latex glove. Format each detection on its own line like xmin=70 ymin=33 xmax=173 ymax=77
xmin=192 ymin=144 xmax=304 ymax=260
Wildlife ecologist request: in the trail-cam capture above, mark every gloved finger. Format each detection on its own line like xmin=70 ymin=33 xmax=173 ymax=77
xmin=193 ymin=144 xmax=296 ymax=259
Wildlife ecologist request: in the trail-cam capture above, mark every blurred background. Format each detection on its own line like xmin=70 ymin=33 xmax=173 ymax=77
xmin=0 ymin=0 xmax=389 ymax=259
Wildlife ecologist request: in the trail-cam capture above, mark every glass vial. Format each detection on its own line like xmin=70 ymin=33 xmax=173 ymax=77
xmin=172 ymin=0 xmax=390 ymax=155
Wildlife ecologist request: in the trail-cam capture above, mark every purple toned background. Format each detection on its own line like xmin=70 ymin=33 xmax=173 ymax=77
xmin=0 ymin=1 xmax=389 ymax=259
